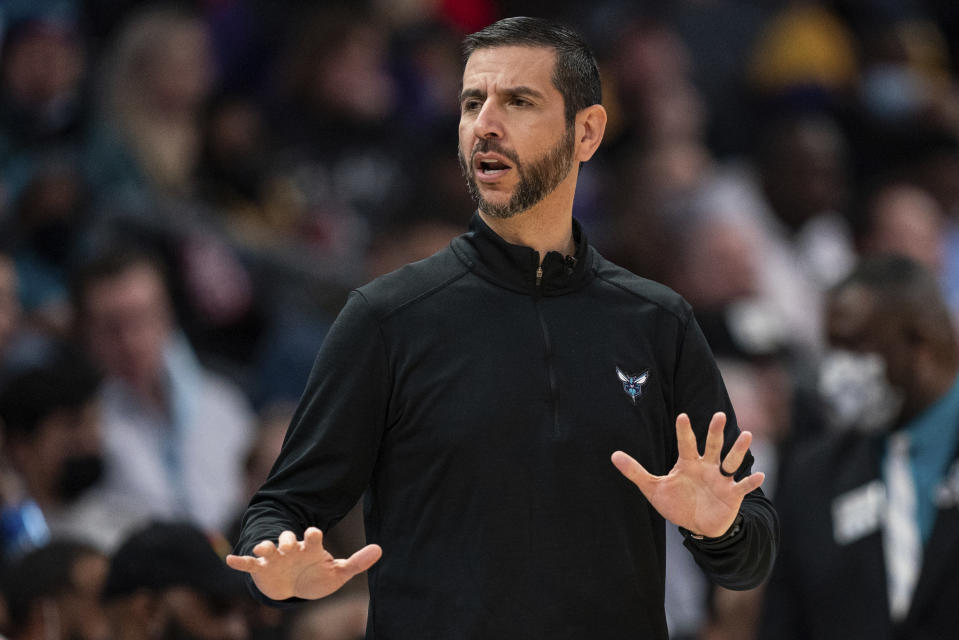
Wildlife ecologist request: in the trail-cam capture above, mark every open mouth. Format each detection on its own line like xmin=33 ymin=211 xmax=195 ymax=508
xmin=474 ymin=154 xmax=513 ymax=179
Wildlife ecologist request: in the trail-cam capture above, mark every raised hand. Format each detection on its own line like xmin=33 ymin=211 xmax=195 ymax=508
xmin=225 ymin=528 xmax=382 ymax=601
xmin=611 ymin=412 xmax=765 ymax=538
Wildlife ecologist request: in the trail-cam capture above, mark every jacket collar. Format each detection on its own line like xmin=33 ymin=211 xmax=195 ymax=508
xmin=451 ymin=211 xmax=594 ymax=296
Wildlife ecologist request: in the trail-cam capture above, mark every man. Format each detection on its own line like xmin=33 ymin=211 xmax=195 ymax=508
xmin=2 ymin=540 xmax=110 ymax=640
xmin=0 ymin=250 xmax=19 ymax=364
xmin=229 ymin=17 xmax=777 ymax=638
xmin=759 ymin=255 xmax=959 ymax=639
xmin=71 ymin=248 xmax=253 ymax=546
xmin=102 ymin=521 xmax=250 ymax=640
xmin=0 ymin=348 xmax=106 ymax=556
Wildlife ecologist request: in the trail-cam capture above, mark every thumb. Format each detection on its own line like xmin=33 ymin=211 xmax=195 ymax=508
xmin=611 ymin=451 xmax=657 ymax=495
xmin=338 ymin=543 xmax=383 ymax=577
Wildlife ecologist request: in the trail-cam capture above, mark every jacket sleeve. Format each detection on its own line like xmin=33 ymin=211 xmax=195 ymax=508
xmin=671 ymin=311 xmax=780 ymax=590
xmin=232 ymin=290 xmax=391 ymax=602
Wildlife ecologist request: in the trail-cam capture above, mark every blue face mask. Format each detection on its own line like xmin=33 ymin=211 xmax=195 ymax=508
xmin=818 ymin=349 xmax=904 ymax=433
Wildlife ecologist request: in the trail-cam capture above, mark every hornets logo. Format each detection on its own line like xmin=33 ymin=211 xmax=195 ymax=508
xmin=616 ymin=367 xmax=649 ymax=405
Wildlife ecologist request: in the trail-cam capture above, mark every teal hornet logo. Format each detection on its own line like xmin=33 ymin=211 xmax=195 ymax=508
xmin=616 ymin=367 xmax=649 ymax=405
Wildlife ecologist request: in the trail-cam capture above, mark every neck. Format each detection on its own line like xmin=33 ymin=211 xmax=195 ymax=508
xmin=478 ymin=174 xmax=578 ymax=262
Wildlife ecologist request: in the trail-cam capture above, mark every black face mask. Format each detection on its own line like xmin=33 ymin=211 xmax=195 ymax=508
xmin=29 ymin=219 xmax=78 ymax=266
xmin=56 ymin=454 xmax=104 ymax=503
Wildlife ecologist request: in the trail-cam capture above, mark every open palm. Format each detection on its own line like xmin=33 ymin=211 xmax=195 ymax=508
xmin=226 ymin=528 xmax=382 ymax=601
xmin=612 ymin=412 xmax=765 ymax=538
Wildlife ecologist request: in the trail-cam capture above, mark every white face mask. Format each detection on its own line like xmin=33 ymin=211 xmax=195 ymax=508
xmin=818 ymin=349 xmax=904 ymax=433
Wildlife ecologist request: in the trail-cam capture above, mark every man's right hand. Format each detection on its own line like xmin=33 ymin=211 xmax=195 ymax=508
xmin=225 ymin=528 xmax=382 ymax=601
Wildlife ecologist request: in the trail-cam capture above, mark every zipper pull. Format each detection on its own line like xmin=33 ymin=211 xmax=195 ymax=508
xmin=536 ymin=265 xmax=543 ymax=287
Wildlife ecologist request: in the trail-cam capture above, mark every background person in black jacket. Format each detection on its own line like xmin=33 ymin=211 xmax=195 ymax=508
xmin=228 ymin=16 xmax=777 ymax=638
xmin=760 ymin=254 xmax=959 ymax=639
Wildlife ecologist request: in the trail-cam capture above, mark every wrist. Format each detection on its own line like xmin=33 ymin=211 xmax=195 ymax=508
xmin=682 ymin=513 xmax=744 ymax=543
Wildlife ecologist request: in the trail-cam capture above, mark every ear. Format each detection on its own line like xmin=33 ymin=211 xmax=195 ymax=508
xmin=574 ymin=104 xmax=607 ymax=163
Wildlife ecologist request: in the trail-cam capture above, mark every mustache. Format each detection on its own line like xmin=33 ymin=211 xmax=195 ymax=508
xmin=471 ymin=138 xmax=521 ymax=167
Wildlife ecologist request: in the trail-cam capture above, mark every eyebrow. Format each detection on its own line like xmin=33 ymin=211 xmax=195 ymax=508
xmin=459 ymin=85 xmax=547 ymax=104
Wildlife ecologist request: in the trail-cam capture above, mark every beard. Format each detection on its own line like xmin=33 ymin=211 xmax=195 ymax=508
xmin=458 ymin=124 xmax=576 ymax=219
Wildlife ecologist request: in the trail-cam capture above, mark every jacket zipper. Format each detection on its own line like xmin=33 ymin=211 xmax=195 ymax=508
xmin=534 ymin=265 xmax=560 ymax=436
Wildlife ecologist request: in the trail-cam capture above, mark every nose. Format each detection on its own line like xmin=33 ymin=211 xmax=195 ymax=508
xmin=473 ymin=100 xmax=503 ymax=140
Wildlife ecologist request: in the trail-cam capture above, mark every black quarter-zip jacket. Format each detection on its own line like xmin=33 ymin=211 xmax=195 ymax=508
xmin=235 ymin=213 xmax=779 ymax=639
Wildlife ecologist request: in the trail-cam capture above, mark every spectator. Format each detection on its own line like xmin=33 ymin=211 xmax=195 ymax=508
xmin=0 ymin=347 xmax=106 ymax=556
xmin=266 ymin=5 xmax=407 ymax=270
xmin=71 ymin=247 xmax=253 ymax=543
xmin=102 ymin=521 xmax=250 ymax=640
xmin=287 ymin=593 xmax=368 ymax=640
xmin=855 ymin=180 xmax=945 ymax=275
xmin=0 ymin=252 xmax=20 ymax=362
xmin=1 ymin=539 xmax=110 ymax=640
xmin=760 ymin=255 xmax=959 ymax=639
xmin=685 ymin=113 xmax=857 ymax=359
xmin=6 ymin=160 xmax=91 ymax=334
xmin=84 ymin=5 xmax=215 ymax=202
xmin=195 ymin=92 xmax=299 ymax=250
xmin=0 ymin=2 xmax=88 ymax=202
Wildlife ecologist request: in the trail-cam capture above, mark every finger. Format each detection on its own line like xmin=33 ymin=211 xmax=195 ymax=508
xmin=277 ymin=530 xmax=298 ymax=553
xmin=611 ymin=451 xmax=657 ymax=495
xmin=675 ymin=413 xmax=699 ymax=461
xmin=703 ymin=412 xmax=727 ymax=466
xmin=252 ymin=539 xmax=277 ymax=558
xmin=225 ymin=554 xmax=261 ymax=573
xmin=302 ymin=527 xmax=324 ymax=551
xmin=735 ymin=471 xmax=766 ymax=495
xmin=721 ymin=430 xmax=753 ymax=476
xmin=337 ymin=544 xmax=383 ymax=577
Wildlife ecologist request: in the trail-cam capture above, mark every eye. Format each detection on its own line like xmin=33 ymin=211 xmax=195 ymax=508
xmin=509 ymin=97 xmax=532 ymax=107
xmin=462 ymin=99 xmax=482 ymax=113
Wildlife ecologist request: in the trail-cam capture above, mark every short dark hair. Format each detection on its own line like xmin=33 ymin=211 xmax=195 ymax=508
xmin=70 ymin=246 xmax=169 ymax=321
xmin=834 ymin=254 xmax=939 ymax=306
xmin=832 ymin=254 xmax=957 ymax=353
xmin=102 ymin=520 xmax=246 ymax=602
xmin=3 ymin=540 xmax=104 ymax=634
xmin=462 ymin=16 xmax=602 ymax=125
xmin=0 ymin=346 xmax=102 ymax=441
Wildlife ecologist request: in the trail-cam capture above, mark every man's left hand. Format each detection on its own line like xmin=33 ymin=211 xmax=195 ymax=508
xmin=611 ymin=412 xmax=765 ymax=538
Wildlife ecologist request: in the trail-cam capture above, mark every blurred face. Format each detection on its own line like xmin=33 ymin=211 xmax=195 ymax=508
xmin=1 ymin=25 xmax=84 ymax=108
xmin=313 ymin=25 xmax=395 ymax=121
xmin=865 ymin=185 xmax=944 ymax=273
xmin=821 ymin=284 xmax=916 ymax=430
xmin=161 ymin=588 xmax=248 ymax=640
xmin=825 ymin=285 xmax=911 ymax=384
xmin=14 ymin=401 xmax=103 ymax=506
xmin=0 ymin=256 xmax=20 ymax=352
xmin=81 ymin=264 xmax=171 ymax=392
xmin=764 ymin=121 xmax=847 ymax=227
xmin=458 ymin=45 xmax=576 ymax=218
xmin=144 ymin=21 xmax=213 ymax=113
xmin=60 ymin=552 xmax=111 ymax=640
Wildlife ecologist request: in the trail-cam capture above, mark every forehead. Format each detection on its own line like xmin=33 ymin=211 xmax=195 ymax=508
xmin=462 ymin=45 xmax=558 ymax=92
xmin=85 ymin=264 xmax=166 ymax=308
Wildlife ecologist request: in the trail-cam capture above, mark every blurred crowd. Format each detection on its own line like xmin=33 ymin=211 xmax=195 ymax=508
xmin=2 ymin=0 xmax=959 ymax=638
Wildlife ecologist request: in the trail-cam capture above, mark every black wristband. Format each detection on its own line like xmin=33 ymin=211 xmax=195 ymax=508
xmin=682 ymin=513 xmax=744 ymax=543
